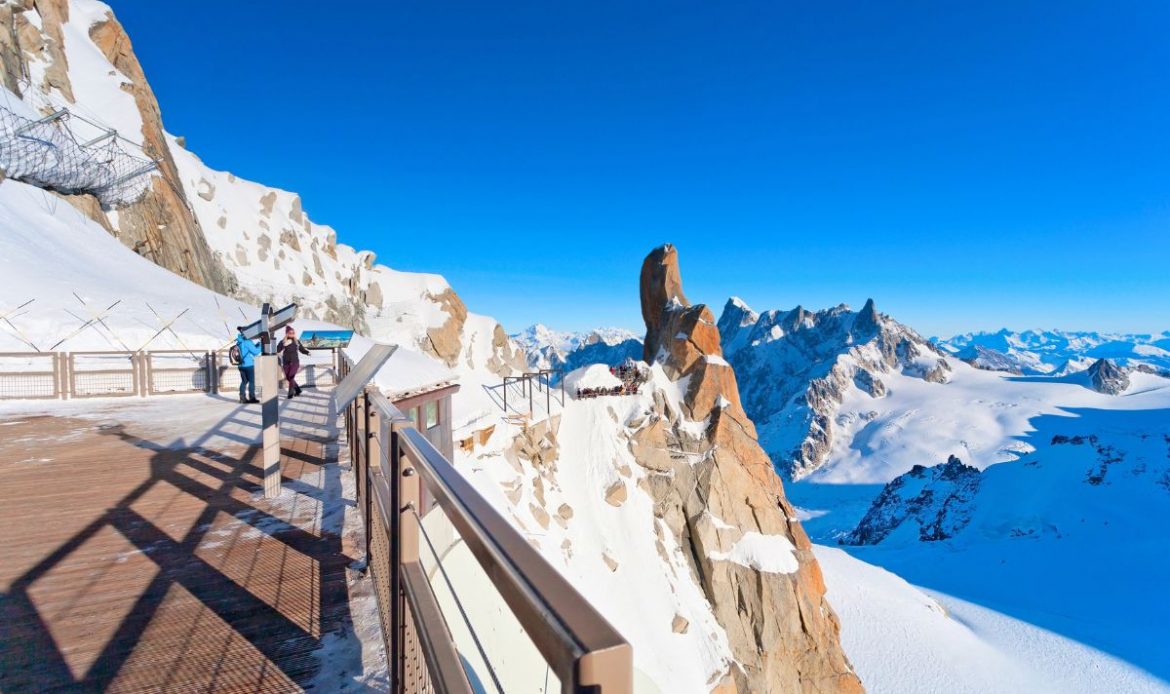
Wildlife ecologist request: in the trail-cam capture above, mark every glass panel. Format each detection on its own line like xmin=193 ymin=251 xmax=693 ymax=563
xmin=408 ymin=407 xmax=419 ymax=426
xmin=417 ymin=506 xmax=560 ymax=693
xmin=425 ymin=400 xmax=439 ymax=430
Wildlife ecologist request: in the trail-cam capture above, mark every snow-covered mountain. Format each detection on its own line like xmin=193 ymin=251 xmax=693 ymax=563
xmin=937 ymin=328 xmax=1170 ymax=375
xmin=511 ymin=323 xmax=641 ymax=372
xmin=0 ymin=6 xmax=865 ymax=691
xmin=0 ymin=0 xmax=526 ymax=430
xmin=5 ymin=2 xmax=1169 ymax=690
xmin=718 ymin=296 xmax=950 ymax=479
xmin=822 ymin=386 xmax=1170 ymax=691
xmin=711 ymin=293 xmax=1170 ymax=690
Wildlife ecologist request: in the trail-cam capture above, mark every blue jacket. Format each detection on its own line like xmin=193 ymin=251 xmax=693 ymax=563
xmin=235 ymin=333 xmax=261 ymax=368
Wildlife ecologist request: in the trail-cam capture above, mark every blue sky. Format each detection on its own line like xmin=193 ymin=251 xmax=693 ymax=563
xmin=114 ymin=1 xmax=1170 ymax=337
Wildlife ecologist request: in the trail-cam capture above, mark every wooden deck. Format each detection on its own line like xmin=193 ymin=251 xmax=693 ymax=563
xmin=0 ymin=387 xmax=368 ymax=692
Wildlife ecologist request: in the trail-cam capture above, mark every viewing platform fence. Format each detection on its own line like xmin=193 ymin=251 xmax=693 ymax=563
xmin=341 ymin=353 xmax=632 ymax=693
xmin=0 ymin=348 xmax=339 ymax=400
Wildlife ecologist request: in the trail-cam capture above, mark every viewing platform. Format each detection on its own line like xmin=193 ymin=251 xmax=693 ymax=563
xmin=0 ymin=348 xmax=634 ymax=693
xmin=0 ymin=385 xmax=370 ymax=691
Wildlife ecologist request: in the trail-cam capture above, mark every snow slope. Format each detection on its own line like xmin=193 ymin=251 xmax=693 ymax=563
xmin=815 ymin=546 xmax=1169 ymax=694
xmin=786 ymin=360 xmax=1170 ymax=691
xmin=0 ymin=178 xmax=250 ymax=352
xmin=455 ymin=364 xmax=739 ymax=693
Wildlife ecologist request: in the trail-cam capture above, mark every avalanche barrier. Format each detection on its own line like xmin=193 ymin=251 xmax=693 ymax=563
xmin=0 ymin=103 xmax=157 ymax=207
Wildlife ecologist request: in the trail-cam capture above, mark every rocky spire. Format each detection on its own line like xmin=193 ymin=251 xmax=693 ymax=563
xmin=853 ymin=298 xmax=880 ymax=336
xmin=634 ymin=244 xmax=862 ymax=692
xmin=640 ymin=244 xmax=690 ymax=364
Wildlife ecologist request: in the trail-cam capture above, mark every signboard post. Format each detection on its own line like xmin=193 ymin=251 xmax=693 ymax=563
xmin=241 ymin=302 xmax=299 ymax=499
xmin=259 ymin=352 xmax=281 ymax=497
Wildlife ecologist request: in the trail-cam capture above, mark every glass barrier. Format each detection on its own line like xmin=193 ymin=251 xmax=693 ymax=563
xmin=415 ymin=504 xmax=561 ymax=694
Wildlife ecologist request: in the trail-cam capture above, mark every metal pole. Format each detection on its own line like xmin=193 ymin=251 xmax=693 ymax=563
xmin=258 ymin=303 xmax=281 ymax=498
xmin=80 ymin=129 xmax=116 ymax=147
xmin=259 ymin=354 xmax=281 ymax=497
xmin=15 ymin=108 xmax=67 ymax=134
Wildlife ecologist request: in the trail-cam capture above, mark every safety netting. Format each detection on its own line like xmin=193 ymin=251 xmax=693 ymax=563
xmin=0 ymin=104 xmax=156 ymax=208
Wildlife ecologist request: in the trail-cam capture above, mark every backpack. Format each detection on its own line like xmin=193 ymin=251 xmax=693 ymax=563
xmin=228 ymin=343 xmax=242 ymax=366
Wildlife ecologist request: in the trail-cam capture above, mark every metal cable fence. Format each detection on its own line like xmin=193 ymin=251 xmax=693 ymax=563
xmin=0 ymin=104 xmax=156 ymax=207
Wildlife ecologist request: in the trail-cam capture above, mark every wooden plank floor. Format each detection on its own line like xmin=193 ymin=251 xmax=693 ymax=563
xmin=0 ymin=387 xmax=362 ymax=693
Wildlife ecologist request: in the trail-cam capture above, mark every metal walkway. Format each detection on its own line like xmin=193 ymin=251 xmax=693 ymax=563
xmin=0 ymin=387 xmax=360 ymax=692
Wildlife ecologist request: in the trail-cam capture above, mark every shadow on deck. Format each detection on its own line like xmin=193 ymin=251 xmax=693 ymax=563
xmin=0 ymin=387 xmax=367 ymax=692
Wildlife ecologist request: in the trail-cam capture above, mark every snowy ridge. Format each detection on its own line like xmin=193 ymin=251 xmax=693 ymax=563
xmin=716 ymin=296 xmax=949 ymax=479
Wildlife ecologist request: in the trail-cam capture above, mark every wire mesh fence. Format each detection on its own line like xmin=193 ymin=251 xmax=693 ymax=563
xmin=0 ymin=349 xmax=338 ymax=400
xmin=0 ymin=104 xmax=155 ymax=208
xmin=69 ymin=352 xmax=138 ymax=398
xmin=146 ymin=351 xmax=210 ymax=395
xmin=0 ymin=353 xmax=59 ymax=400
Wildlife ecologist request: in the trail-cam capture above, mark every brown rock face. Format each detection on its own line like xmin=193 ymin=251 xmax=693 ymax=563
xmin=640 ymin=243 xmax=690 ymax=364
xmin=635 ymin=244 xmax=863 ymax=693
xmin=425 ymin=288 xmax=470 ymax=367
xmin=2 ymin=1 xmax=232 ymax=293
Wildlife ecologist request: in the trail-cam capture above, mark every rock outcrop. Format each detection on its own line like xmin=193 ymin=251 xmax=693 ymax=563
xmin=1 ymin=0 xmax=232 ymax=293
xmin=843 ymin=455 xmax=982 ymax=545
xmin=1087 ymin=358 xmax=1130 ymax=395
xmin=633 ymin=244 xmax=862 ymax=693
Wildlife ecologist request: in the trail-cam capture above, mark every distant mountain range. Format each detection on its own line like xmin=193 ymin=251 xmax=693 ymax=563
xmin=935 ymin=329 xmax=1170 ymax=375
xmin=511 ymin=324 xmax=641 ymax=372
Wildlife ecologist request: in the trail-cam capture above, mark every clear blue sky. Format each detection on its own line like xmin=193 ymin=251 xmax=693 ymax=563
xmin=113 ymin=1 xmax=1170 ymax=337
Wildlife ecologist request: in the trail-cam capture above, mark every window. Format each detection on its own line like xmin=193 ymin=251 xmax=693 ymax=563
xmin=424 ymin=400 xmax=439 ymax=430
xmin=407 ymin=407 xmax=419 ymax=426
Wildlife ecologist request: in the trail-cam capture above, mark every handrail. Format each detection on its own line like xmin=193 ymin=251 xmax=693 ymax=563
xmin=342 ymin=351 xmax=632 ymax=693
xmin=398 ymin=426 xmax=632 ymax=690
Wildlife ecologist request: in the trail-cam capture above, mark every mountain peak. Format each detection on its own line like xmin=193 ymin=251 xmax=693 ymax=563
xmin=640 ymin=243 xmax=691 ymax=364
xmin=1087 ymin=358 xmax=1130 ymax=395
xmin=854 ymin=297 xmax=880 ymax=334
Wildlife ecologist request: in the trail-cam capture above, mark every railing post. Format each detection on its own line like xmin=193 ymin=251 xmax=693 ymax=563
xmin=66 ymin=352 xmax=75 ymax=399
xmin=363 ymin=393 xmax=377 ymax=571
xmin=57 ymin=352 xmax=68 ymax=400
xmin=135 ymin=352 xmax=148 ymax=397
xmin=390 ymin=412 xmax=420 ymax=694
xmin=205 ymin=351 xmax=213 ymax=393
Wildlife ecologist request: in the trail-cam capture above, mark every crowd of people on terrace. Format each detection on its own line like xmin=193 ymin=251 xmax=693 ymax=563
xmin=575 ymin=363 xmax=648 ymax=400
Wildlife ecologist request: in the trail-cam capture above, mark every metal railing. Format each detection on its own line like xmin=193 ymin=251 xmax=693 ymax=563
xmin=0 ymin=348 xmax=339 ymax=400
xmin=341 ymin=354 xmax=632 ymax=694
xmin=502 ymin=369 xmax=564 ymax=418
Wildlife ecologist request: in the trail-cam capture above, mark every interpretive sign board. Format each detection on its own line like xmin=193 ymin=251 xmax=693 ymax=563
xmin=331 ymin=343 xmax=397 ymax=416
xmin=301 ymin=330 xmax=355 ymax=349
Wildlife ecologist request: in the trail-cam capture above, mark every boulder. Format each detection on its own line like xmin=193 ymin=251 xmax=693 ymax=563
xmin=604 ymin=480 xmax=627 ymax=507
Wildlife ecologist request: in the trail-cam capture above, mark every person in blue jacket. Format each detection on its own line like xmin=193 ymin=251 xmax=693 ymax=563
xmin=235 ymin=327 xmax=261 ymax=403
